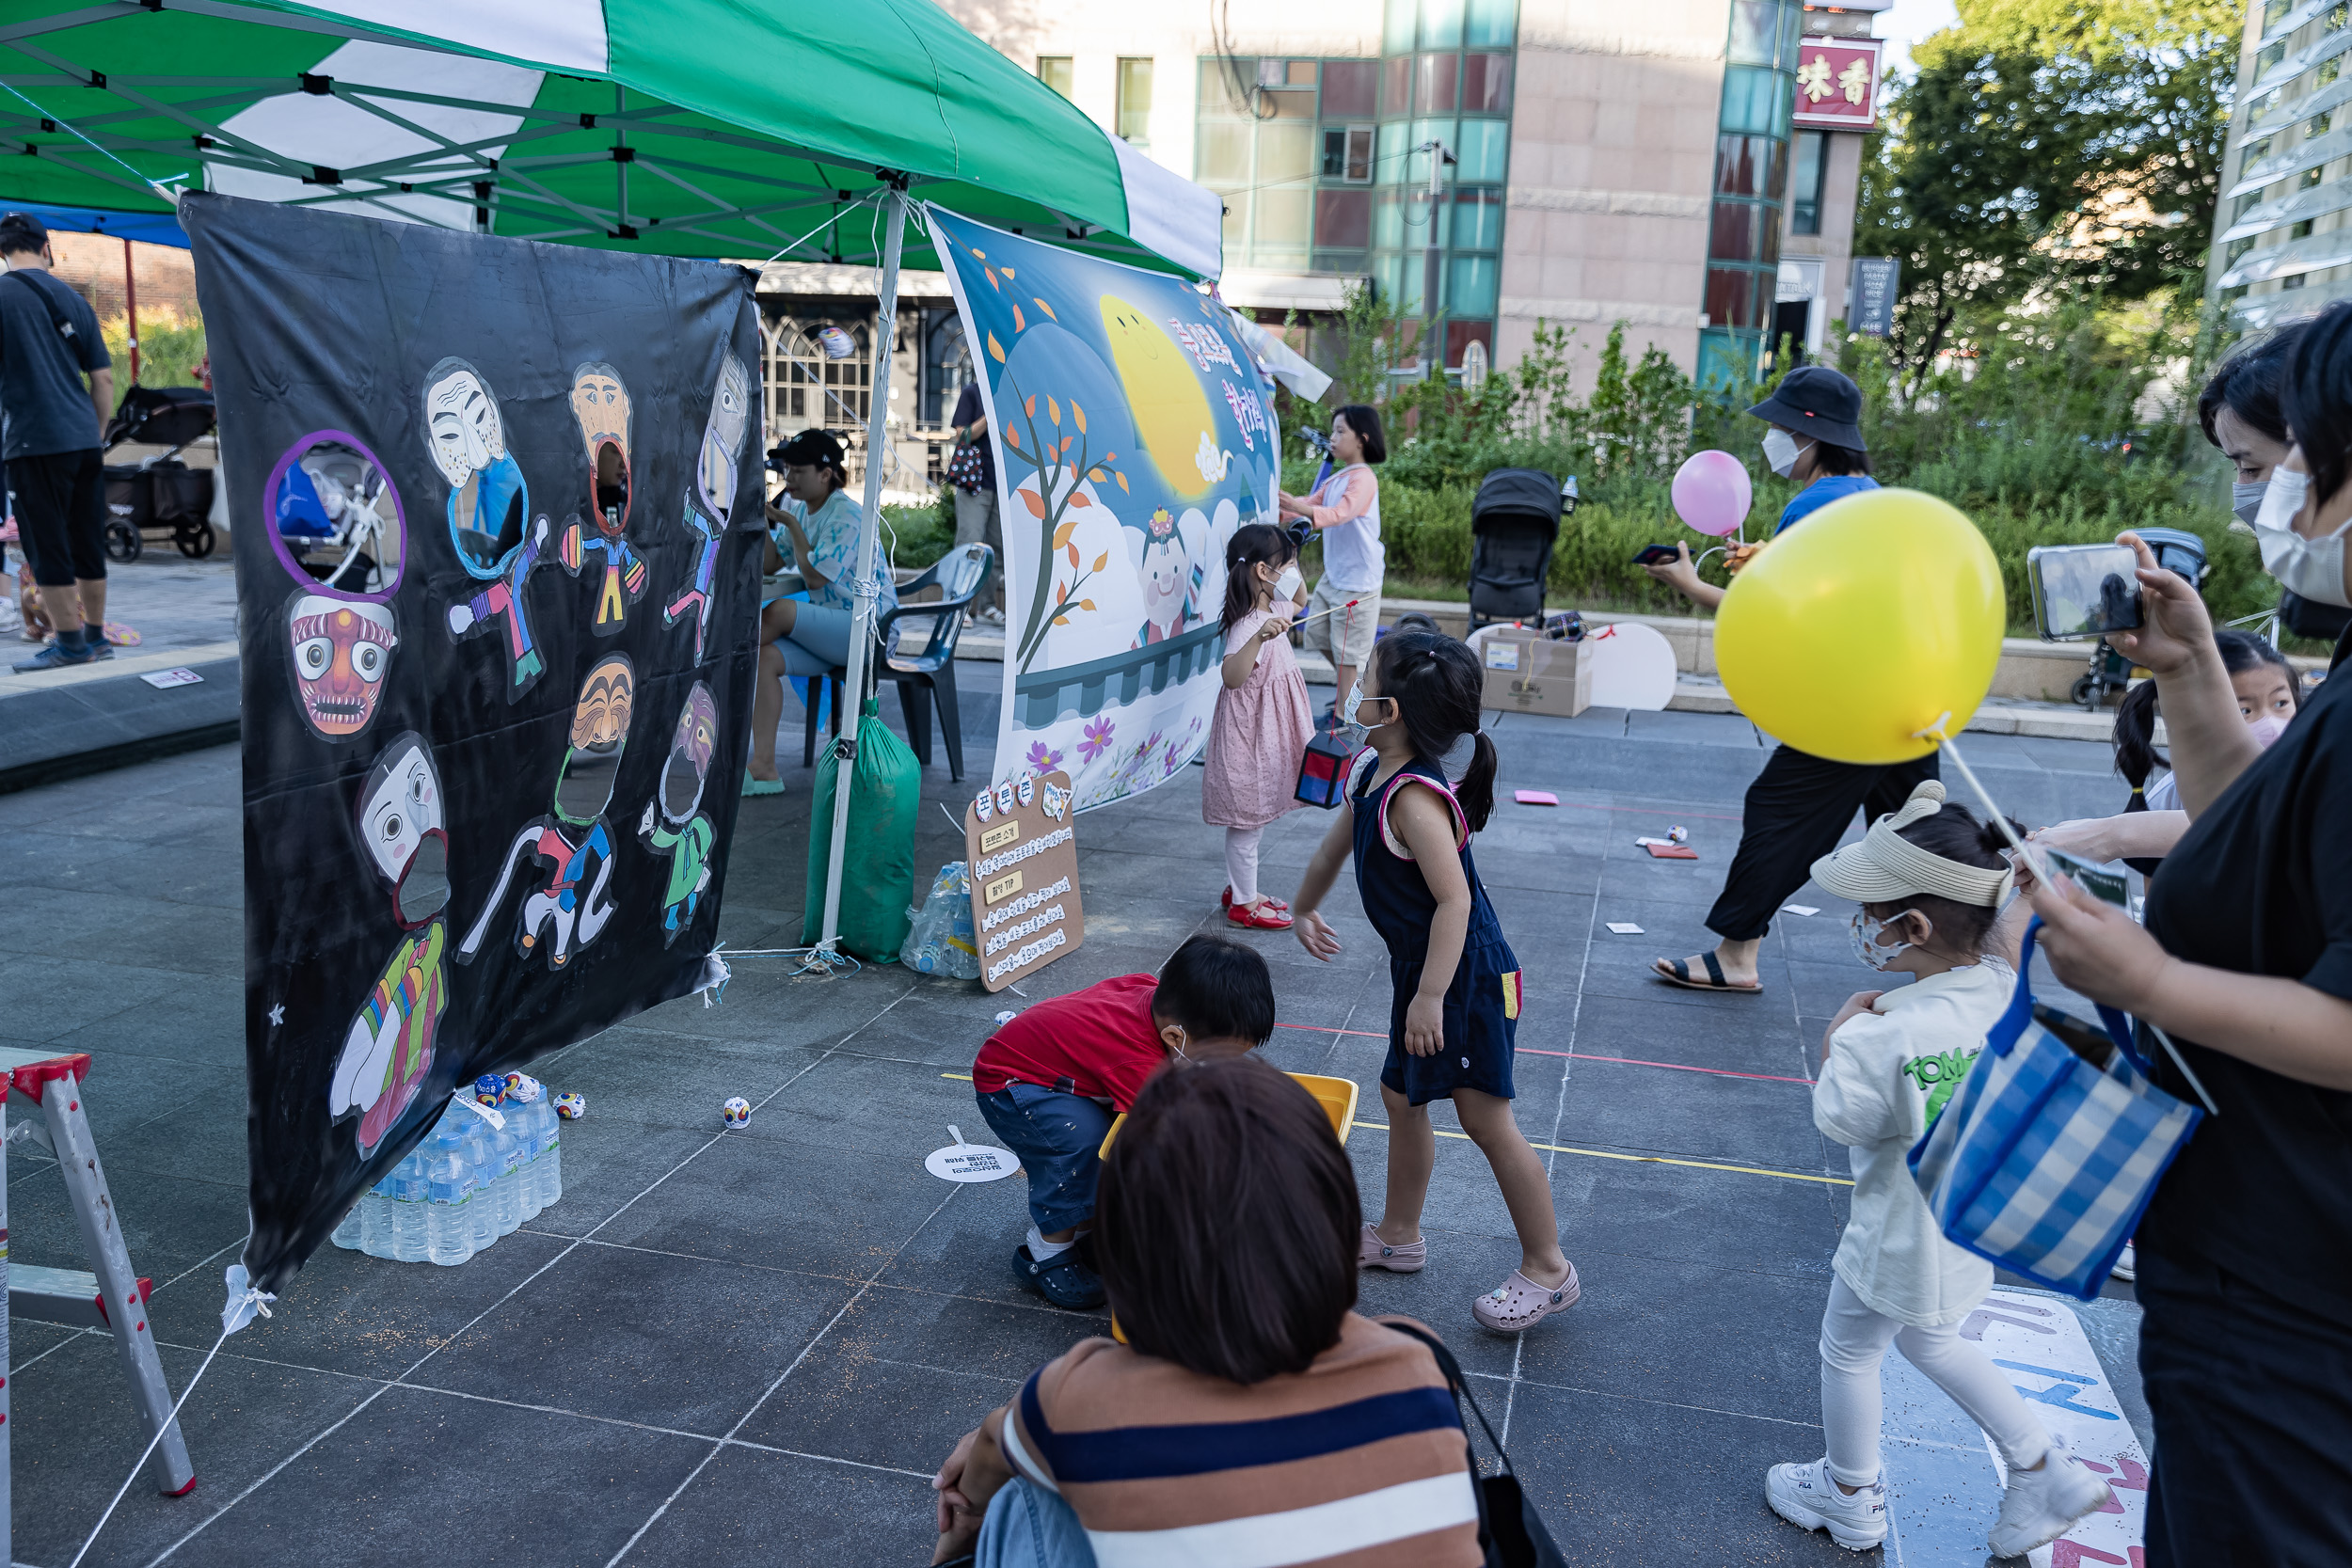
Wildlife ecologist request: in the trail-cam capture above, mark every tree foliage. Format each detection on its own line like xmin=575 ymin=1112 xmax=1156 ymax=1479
xmin=1856 ymin=0 xmax=2239 ymax=381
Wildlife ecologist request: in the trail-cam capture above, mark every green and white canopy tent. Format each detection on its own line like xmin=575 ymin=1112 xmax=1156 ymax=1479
xmin=0 ymin=0 xmax=1220 ymax=275
xmin=0 ymin=0 xmax=1226 ymax=954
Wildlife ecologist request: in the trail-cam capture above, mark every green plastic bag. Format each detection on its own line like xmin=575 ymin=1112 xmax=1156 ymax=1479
xmin=803 ymin=697 xmax=921 ymax=959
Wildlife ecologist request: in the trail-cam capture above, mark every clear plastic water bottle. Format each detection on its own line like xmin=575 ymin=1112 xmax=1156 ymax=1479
xmin=331 ymin=1198 xmax=364 ymax=1250
xmin=378 ymin=1151 xmax=431 ymax=1262
xmin=454 ymin=1112 xmax=496 ymax=1251
xmin=537 ymin=1097 xmax=564 ymax=1212
xmin=490 ymin=1113 xmax=523 ymax=1237
xmin=422 ymin=1124 xmax=475 ymax=1266
xmin=512 ymin=1099 xmax=545 ymax=1223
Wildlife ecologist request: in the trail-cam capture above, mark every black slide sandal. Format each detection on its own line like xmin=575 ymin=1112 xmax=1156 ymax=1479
xmin=1651 ymin=951 xmax=1763 ymax=994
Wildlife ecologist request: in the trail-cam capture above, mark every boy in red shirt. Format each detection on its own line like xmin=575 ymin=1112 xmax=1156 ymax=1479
xmin=974 ymin=935 xmax=1274 ymax=1309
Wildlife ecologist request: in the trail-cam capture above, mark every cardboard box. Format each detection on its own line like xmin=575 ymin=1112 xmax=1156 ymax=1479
xmin=1479 ymin=627 xmax=1593 ymax=718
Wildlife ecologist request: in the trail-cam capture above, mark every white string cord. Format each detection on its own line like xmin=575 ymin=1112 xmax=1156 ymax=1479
xmin=0 ymin=82 xmax=184 ymax=202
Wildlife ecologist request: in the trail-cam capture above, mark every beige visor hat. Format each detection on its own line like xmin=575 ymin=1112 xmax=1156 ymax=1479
xmin=1809 ymin=781 xmax=2014 ymax=908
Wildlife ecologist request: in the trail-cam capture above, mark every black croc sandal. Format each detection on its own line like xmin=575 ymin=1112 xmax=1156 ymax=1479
xmin=1651 ymin=952 xmax=1763 ymax=994
xmin=1011 ymin=1243 xmax=1107 ymax=1310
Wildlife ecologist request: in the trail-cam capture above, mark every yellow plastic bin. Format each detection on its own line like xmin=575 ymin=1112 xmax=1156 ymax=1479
xmin=1099 ymin=1071 xmax=1359 ymax=1156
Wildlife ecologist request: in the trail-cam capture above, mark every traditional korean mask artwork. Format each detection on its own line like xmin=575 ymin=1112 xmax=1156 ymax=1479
xmin=460 ymin=657 xmax=633 ymax=972
xmin=697 ymin=351 xmax=752 ymax=522
xmin=639 ymin=680 xmax=720 ymax=942
xmin=287 ymin=592 xmax=398 ymax=740
xmin=559 ymin=362 xmax=647 ymax=633
xmin=329 ymin=731 xmax=450 ymax=1158
xmin=424 ymin=356 xmax=531 ymax=578
xmin=570 ymin=362 xmax=633 ymax=537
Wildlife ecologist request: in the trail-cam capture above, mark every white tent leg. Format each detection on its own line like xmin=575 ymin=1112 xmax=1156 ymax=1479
xmin=818 ymin=187 xmax=905 ymax=950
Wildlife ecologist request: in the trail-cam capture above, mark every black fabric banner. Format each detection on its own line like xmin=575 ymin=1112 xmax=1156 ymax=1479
xmin=188 ymin=195 xmax=765 ymax=1291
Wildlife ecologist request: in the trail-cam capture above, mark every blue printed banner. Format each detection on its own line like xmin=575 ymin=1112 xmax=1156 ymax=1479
xmin=930 ymin=207 xmax=1279 ymax=810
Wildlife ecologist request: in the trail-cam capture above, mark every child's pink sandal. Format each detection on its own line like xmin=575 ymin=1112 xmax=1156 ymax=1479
xmin=1358 ymin=1222 xmax=1426 ymax=1273
xmin=1471 ymin=1262 xmax=1581 ymax=1333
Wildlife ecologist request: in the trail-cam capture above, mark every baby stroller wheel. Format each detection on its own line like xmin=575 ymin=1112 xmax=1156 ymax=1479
xmin=104 ymin=517 xmax=142 ymax=562
xmin=2069 ymin=673 xmax=2101 ymax=710
xmin=176 ymin=520 xmax=216 ymax=560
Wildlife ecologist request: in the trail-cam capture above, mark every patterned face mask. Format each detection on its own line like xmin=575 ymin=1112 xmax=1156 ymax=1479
xmin=1850 ymin=910 xmax=1916 ymax=971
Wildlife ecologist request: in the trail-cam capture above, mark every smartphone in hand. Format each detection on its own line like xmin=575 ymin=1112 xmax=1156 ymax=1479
xmin=1632 ymin=544 xmax=1681 ymax=566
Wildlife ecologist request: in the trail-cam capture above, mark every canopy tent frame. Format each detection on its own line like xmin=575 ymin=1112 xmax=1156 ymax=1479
xmin=0 ymin=0 xmax=1227 ymax=958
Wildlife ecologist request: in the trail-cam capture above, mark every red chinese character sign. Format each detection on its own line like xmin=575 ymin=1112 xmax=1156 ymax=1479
xmin=1792 ymin=38 xmax=1884 ymax=131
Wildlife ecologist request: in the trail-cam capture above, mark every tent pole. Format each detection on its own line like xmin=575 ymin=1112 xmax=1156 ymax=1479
xmin=818 ymin=186 xmax=904 ymax=951
xmin=121 ymin=236 xmax=139 ymax=384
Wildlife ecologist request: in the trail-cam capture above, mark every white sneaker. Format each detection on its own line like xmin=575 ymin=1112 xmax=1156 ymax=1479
xmin=1989 ymin=1439 xmax=2114 ymax=1558
xmin=2111 ymin=1241 xmax=2137 ymax=1282
xmin=1766 ymin=1457 xmax=1886 ymax=1551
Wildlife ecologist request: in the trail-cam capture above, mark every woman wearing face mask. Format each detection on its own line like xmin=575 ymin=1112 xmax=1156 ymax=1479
xmin=2251 ymin=436 xmax=2352 ymax=672
xmin=1640 ymin=367 xmax=1940 ymax=997
xmin=2196 ymin=321 xmax=2349 ymax=643
xmin=2028 ymin=629 xmax=2302 ymax=872
xmin=2024 ymin=302 xmax=2352 ymax=1566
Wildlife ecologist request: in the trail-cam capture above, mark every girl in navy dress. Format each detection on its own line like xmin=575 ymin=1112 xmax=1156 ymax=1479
xmin=1293 ymin=629 xmax=1581 ymax=1333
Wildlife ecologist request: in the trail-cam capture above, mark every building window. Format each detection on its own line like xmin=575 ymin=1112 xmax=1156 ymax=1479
xmin=1789 ymin=130 xmax=1828 ymax=236
xmin=2312 ymin=112 xmax=2335 ymax=138
xmin=1117 ymin=58 xmax=1153 ymax=144
xmin=1323 ymin=59 xmax=1377 ymax=118
xmin=2305 ymin=164 xmax=2327 ymax=188
xmin=920 ymin=309 xmax=971 ymax=428
xmin=1323 ymin=125 xmax=1375 ymax=182
xmin=2294 ymin=218 xmax=2316 ymax=238
xmin=1037 ymin=56 xmax=1074 ymax=99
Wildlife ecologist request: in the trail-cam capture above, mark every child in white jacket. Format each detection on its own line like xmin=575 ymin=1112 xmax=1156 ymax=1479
xmin=1766 ymin=782 xmax=2113 ymax=1558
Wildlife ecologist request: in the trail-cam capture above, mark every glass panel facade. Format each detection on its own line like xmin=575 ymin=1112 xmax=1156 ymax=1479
xmin=1193 ymin=0 xmax=1514 ymax=367
xmin=1788 ymin=130 xmax=1826 ymax=236
xmin=1697 ymin=0 xmax=1801 ymax=384
xmin=1117 ymin=58 xmax=1153 ymax=145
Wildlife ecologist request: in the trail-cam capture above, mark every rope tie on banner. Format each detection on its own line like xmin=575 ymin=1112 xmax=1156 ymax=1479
xmin=0 ymin=81 xmax=185 ymax=203
xmin=1914 ymin=712 xmax=2219 ymax=1116
xmin=67 ymin=1276 xmax=275 ymax=1568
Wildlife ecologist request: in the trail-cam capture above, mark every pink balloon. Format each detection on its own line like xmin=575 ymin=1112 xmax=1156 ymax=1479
xmin=1671 ymin=450 xmax=1753 ymax=538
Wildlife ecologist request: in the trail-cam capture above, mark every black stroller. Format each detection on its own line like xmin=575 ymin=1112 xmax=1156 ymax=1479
xmin=1468 ymin=467 xmax=1571 ymax=629
xmin=102 ymin=386 xmax=218 ymax=562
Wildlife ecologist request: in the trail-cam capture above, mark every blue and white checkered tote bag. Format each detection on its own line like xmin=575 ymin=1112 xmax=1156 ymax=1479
xmin=1908 ymin=918 xmax=2203 ymax=1299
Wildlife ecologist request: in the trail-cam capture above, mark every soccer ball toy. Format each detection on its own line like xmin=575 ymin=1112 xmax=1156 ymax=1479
xmin=554 ymin=1093 xmax=586 ymax=1120
xmin=505 ymin=1071 xmax=543 ymax=1102
xmin=473 ymin=1073 xmax=505 ymax=1105
xmin=722 ymin=1096 xmax=753 ymax=1130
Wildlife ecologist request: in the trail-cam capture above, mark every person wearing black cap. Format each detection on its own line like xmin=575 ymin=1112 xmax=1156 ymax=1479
xmin=743 ymin=428 xmax=896 ymax=792
xmin=1641 ymin=364 xmax=1939 ymax=995
xmin=0 ymin=211 xmax=116 ymax=673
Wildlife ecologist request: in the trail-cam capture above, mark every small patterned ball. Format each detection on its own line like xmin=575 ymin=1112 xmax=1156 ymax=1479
xmin=554 ymin=1093 xmax=586 ymax=1121
xmin=722 ymin=1096 xmax=753 ymax=1129
xmin=473 ymin=1073 xmax=505 ymax=1105
xmin=506 ymin=1073 xmax=543 ymax=1103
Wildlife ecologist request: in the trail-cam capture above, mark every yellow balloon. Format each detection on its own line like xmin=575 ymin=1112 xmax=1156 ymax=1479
xmin=1715 ymin=487 xmax=2005 ymax=764
xmin=1099 ymin=293 xmax=1217 ymax=500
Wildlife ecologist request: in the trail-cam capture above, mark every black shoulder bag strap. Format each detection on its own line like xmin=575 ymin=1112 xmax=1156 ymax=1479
xmin=1383 ymin=1319 xmax=1568 ymax=1568
xmin=3 ymin=267 xmax=77 ymax=342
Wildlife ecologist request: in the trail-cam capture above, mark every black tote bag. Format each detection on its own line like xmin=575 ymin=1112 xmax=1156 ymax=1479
xmin=1387 ymin=1320 xmax=1570 ymax=1568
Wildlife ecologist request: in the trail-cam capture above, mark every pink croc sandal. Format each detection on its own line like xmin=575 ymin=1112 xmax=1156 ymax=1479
xmin=1471 ymin=1263 xmax=1581 ymax=1333
xmin=1358 ymin=1222 xmax=1426 ymax=1274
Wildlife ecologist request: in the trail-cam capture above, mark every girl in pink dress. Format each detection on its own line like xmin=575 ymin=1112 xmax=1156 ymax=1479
xmin=1203 ymin=524 xmax=1315 ymax=931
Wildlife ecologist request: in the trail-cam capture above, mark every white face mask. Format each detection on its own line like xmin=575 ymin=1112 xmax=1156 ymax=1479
xmin=2233 ymin=480 xmax=2268 ymax=525
xmin=2272 ymin=513 xmax=2352 ymax=608
xmin=2246 ymin=712 xmax=2290 ymax=748
xmin=1341 ymin=683 xmax=1391 ymax=734
xmin=1274 ymin=563 xmax=1302 ymax=601
xmin=1849 ymin=911 xmax=1915 ymax=972
xmin=1762 ymin=428 xmax=1808 ymax=479
xmin=2251 ymin=468 xmax=2312 ymax=570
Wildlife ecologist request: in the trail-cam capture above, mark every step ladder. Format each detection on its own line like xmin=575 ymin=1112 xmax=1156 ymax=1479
xmin=0 ymin=1046 xmax=197 ymax=1562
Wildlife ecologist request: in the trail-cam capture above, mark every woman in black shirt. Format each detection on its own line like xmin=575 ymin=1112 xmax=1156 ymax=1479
xmin=2029 ymin=470 xmax=2352 ymax=1556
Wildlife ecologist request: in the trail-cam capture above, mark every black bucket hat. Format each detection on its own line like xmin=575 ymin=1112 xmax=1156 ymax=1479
xmin=1745 ymin=365 xmax=1866 ymax=451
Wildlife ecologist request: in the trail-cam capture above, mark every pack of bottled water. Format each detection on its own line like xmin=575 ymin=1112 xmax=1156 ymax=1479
xmin=331 ymin=1072 xmax=564 ymax=1265
xmin=899 ymin=860 xmax=980 ymax=979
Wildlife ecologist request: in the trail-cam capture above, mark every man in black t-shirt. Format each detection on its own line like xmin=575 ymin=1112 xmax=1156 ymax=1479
xmin=948 ymin=380 xmax=1004 ymax=623
xmin=1 ymin=211 xmax=115 ymax=673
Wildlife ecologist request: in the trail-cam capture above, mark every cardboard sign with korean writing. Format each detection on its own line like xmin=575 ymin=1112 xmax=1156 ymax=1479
xmin=966 ymin=768 xmax=1084 ymax=991
xmin=1792 ymin=37 xmax=1884 ymax=130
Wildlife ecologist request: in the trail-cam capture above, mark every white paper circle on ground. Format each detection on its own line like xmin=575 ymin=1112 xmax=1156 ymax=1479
xmin=927 ymin=1142 xmax=1021 ymax=1182
xmin=1584 ymin=622 xmax=1679 ymax=711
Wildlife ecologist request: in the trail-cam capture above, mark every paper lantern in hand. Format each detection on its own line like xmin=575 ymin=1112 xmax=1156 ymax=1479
xmin=1714 ymin=488 xmax=2004 ymax=764
xmin=1670 ymin=450 xmax=1752 ymax=538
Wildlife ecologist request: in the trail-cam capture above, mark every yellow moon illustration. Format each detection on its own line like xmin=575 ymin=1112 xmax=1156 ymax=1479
xmin=1099 ymin=293 xmax=1217 ymax=500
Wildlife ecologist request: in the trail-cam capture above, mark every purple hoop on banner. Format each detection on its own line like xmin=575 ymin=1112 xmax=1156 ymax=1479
xmin=262 ymin=429 xmax=408 ymax=603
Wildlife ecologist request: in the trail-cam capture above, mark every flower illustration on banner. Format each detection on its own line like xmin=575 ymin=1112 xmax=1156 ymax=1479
xmin=1079 ymin=716 xmax=1117 ymax=762
xmin=1025 ymin=740 xmax=1064 ymax=772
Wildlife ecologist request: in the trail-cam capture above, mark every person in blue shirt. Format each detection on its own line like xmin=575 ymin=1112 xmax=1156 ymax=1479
xmin=1640 ymin=365 xmax=1937 ymax=996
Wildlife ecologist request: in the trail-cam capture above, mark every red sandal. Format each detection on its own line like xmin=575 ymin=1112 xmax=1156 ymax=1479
xmin=1227 ymin=899 xmax=1293 ymax=930
xmin=1220 ymin=886 xmax=1289 ymax=912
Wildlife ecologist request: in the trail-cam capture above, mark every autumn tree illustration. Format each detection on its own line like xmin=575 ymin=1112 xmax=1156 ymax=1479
xmin=998 ymin=379 xmax=1130 ymax=673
